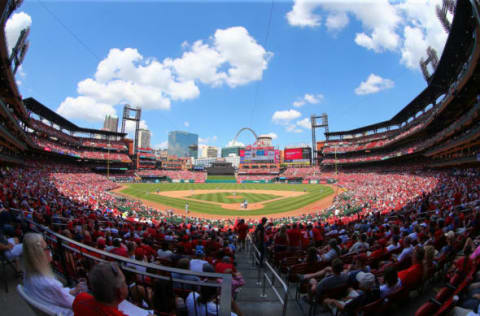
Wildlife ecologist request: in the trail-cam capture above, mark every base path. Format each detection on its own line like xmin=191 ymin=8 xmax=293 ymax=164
xmin=112 ymin=185 xmax=342 ymax=220
xmin=156 ymin=189 xmax=306 ymax=211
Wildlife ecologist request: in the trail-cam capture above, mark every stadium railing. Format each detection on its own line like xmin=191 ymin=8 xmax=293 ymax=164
xmin=14 ymin=211 xmax=233 ymax=316
xmin=247 ymin=234 xmax=289 ymax=316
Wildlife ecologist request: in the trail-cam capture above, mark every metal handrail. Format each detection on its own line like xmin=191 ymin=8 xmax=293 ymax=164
xmin=247 ymin=234 xmax=289 ymax=316
xmin=18 ymin=214 xmax=232 ymax=316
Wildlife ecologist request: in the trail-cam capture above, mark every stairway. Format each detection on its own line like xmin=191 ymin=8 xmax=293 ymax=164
xmin=233 ymin=247 xmax=306 ymax=316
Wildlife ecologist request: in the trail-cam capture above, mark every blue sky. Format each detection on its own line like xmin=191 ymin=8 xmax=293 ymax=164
xmin=6 ymin=0 xmax=450 ymax=149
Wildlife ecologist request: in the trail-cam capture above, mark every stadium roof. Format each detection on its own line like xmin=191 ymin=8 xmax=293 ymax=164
xmin=326 ymin=0 xmax=473 ymax=137
xmin=0 ymin=1 xmax=28 ymax=119
xmin=24 ymin=97 xmax=127 ymax=137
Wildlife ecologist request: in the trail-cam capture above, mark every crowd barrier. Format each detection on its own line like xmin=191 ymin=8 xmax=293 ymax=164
xmin=14 ymin=211 xmax=233 ymax=316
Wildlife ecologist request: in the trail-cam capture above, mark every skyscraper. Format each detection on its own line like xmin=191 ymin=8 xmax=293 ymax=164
xmin=103 ymin=115 xmax=118 ymax=133
xmin=168 ymin=131 xmax=198 ymax=158
xmin=207 ymin=146 xmax=218 ymax=158
xmin=138 ymin=129 xmax=151 ymax=149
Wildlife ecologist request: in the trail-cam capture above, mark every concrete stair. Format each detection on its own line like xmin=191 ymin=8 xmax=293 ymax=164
xmin=234 ymin=248 xmax=310 ymax=316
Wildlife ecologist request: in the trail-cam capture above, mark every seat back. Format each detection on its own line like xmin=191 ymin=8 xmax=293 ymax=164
xmin=415 ymin=302 xmax=439 ymax=316
xmin=357 ymin=297 xmax=387 ymax=316
xmin=16 ymin=284 xmax=60 ymax=316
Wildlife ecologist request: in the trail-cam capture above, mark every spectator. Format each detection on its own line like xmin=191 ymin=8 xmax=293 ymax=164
xmin=273 ymin=225 xmax=289 ymax=252
xmin=172 ymin=257 xmax=200 ymax=290
xmin=23 ymin=233 xmax=85 ymax=316
xmin=72 ymin=262 xmax=149 ymax=316
xmin=348 ymin=233 xmax=369 ymax=254
xmin=0 ymin=229 xmax=22 ymax=271
xmin=398 ymin=247 xmax=425 ymax=288
xmin=235 ymin=219 xmax=249 ymax=252
xmin=319 ymin=239 xmax=340 ymax=262
xmin=380 ymin=266 xmax=402 ymax=298
xmin=186 ymin=285 xmax=243 ymax=316
xmin=157 ymin=242 xmax=173 ymax=261
xmin=308 ymin=258 xmax=349 ymax=297
xmin=324 ymin=272 xmax=379 ymax=316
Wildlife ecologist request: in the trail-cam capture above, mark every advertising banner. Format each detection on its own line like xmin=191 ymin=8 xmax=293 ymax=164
xmin=284 ymin=148 xmax=303 ymax=160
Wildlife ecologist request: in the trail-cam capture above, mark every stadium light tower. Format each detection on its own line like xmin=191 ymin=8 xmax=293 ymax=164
xmin=120 ymin=104 xmax=141 ymax=154
xmin=311 ymin=113 xmax=329 ymax=166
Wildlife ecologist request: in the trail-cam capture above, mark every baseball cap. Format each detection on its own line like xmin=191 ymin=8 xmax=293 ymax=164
xmin=445 ymin=231 xmax=455 ymax=239
xmin=356 ymin=272 xmax=376 ymax=290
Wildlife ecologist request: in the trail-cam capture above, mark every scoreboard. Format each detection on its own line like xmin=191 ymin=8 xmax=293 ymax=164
xmin=284 ymin=147 xmax=311 ymax=164
xmin=240 ymin=146 xmax=279 ymax=164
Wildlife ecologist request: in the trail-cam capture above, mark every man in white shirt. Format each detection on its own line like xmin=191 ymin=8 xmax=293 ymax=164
xmin=190 ymin=257 xmax=209 ymax=273
xmin=396 ymin=237 xmax=413 ymax=262
xmin=348 ymin=233 xmax=369 ymax=254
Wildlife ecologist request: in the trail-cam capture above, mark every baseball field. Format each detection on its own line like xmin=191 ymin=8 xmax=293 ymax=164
xmin=115 ymin=183 xmax=336 ymax=219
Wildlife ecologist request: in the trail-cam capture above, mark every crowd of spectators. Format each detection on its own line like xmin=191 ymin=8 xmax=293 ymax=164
xmin=1 ymin=163 xmax=480 ymax=315
xmin=136 ymin=170 xmax=207 ymax=182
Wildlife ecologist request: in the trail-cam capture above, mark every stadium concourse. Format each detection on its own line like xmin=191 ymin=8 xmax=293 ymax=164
xmin=1 ymin=1 xmax=480 ymax=316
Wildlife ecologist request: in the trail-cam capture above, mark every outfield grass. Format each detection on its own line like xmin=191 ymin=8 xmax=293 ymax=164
xmin=186 ymin=192 xmax=281 ymax=204
xmin=119 ymin=183 xmax=334 ymax=216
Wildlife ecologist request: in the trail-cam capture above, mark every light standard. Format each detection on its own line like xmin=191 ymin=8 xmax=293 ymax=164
xmin=107 ymin=137 xmax=111 ymax=180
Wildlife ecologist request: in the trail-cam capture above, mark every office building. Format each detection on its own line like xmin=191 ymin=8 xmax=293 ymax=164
xmin=103 ymin=115 xmax=118 ymax=133
xmin=207 ymin=146 xmax=218 ymax=158
xmin=138 ymin=129 xmax=151 ymax=149
xmin=168 ymin=131 xmax=198 ymax=158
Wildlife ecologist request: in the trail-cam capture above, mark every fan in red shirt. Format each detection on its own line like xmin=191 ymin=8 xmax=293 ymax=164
xmin=73 ymin=262 xmax=129 ymax=316
xmin=287 ymin=223 xmax=301 ymax=250
xmin=109 ymin=239 xmax=128 ymax=257
xmin=235 ymin=219 xmax=249 ymax=252
xmin=398 ymin=247 xmax=424 ymax=289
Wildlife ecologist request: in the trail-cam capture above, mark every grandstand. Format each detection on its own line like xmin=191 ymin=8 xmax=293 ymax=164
xmin=320 ymin=0 xmax=479 ymax=170
xmin=1 ymin=1 xmax=480 ymax=316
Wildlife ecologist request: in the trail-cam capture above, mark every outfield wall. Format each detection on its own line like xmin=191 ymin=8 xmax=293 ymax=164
xmin=205 ymin=179 xmax=237 ymax=183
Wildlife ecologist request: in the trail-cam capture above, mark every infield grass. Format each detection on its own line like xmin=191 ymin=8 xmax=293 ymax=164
xmin=119 ymin=183 xmax=334 ymax=216
xmin=187 ymin=192 xmax=281 ymax=204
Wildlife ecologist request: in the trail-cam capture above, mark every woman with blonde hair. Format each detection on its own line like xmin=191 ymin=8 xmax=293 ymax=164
xmin=423 ymin=245 xmax=436 ymax=280
xmin=23 ymin=233 xmax=86 ymax=316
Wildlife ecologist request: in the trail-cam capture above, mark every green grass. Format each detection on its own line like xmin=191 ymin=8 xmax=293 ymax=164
xmin=119 ymin=183 xmax=334 ymax=216
xmin=207 ymin=175 xmax=236 ymax=180
xmin=186 ymin=192 xmax=281 ymax=204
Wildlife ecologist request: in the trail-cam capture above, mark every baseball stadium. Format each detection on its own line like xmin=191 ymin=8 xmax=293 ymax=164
xmin=0 ymin=1 xmax=480 ymax=316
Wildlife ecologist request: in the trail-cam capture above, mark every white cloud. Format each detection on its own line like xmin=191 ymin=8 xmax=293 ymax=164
xmin=326 ymin=12 xmax=349 ymax=32
xmin=58 ymin=26 xmax=272 ymax=122
xmin=286 ymin=0 xmax=322 ymax=27
xmin=199 ymin=136 xmax=218 ymax=144
xmin=355 ymin=74 xmax=394 ymax=95
xmin=272 ymin=109 xmax=301 ymax=124
xmin=124 ymin=119 xmax=148 ymax=135
xmin=293 ymin=100 xmax=305 ymax=107
xmin=184 ymin=121 xmax=190 ymax=127
xmin=296 ymin=117 xmax=311 ymax=129
xmin=397 ymin=0 xmax=448 ymax=69
xmin=286 ymin=125 xmax=303 ymax=133
xmin=5 ymin=12 xmax=31 ymax=55
xmin=57 ymin=96 xmax=116 ymax=122
xmin=304 ymin=93 xmax=323 ymax=104
xmin=264 ymin=132 xmax=278 ymax=140
xmin=165 ymin=26 xmax=273 ymax=88
xmin=226 ymin=140 xmax=245 ymax=147
xmin=153 ymin=141 xmax=168 ymax=150
xmin=293 ymin=93 xmax=324 ymax=107
xmin=285 ymin=0 xmax=448 ymax=69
